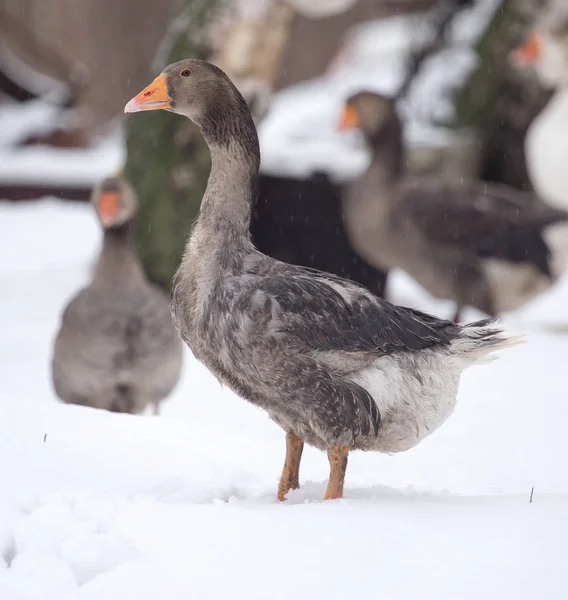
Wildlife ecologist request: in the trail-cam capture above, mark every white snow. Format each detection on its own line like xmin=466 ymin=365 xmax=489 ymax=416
xmin=0 ymin=129 xmax=125 ymax=187
xmin=285 ymin=0 xmax=359 ymax=18
xmin=0 ymin=197 xmax=567 ymax=599
xmin=0 ymin=98 xmax=66 ymax=149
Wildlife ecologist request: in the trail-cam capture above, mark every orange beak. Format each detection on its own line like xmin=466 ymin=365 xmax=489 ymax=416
xmin=512 ymin=32 xmax=543 ymax=66
xmin=97 ymin=191 xmax=120 ymax=225
xmin=338 ymin=104 xmax=360 ymax=131
xmin=124 ymin=74 xmax=171 ymax=113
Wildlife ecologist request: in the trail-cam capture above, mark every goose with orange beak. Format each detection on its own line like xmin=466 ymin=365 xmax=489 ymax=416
xmin=51 ymin=176 xmax=183 ymax=416
xmin=123 ymin=59 xmax=522 ymax=502
xmin=337 ymin=91 xmax=568 ymax=322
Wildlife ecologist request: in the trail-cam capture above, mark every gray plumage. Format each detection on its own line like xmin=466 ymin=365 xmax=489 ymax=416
xmin=51 ymin=177 xmax=183 ymax=414
xmin=126 ymin=60 xmax=522 ymax=498
xmin=340 ymin=92 xmax=568 ymax=320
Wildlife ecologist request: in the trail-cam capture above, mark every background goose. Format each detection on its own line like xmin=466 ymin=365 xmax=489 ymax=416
xmin=339 ymin=92 xmax=568 ymax=322
xmin=125 ymin=59 xmax=521 ymax=501
xmin=51 ymin=176 xmax=183 ymax=414
xmin=513 ymin=3 xmax=568 ymax=215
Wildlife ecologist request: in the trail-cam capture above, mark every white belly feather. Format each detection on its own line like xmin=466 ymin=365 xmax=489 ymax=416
xmin=350 ymin=350 xmax=461 ymax=453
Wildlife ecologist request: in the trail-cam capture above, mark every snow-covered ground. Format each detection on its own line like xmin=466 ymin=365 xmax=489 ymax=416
xmin=1 ymin=198 xmax=567 ymax=599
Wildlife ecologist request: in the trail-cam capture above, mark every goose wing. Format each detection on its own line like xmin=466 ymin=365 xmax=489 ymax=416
xmin=252 ymin=263 xmax=459 ymax=355
xmin=401 ymin=179 xmax=568 ymax=276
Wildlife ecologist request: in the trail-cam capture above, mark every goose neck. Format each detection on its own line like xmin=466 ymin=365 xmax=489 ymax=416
xmin=194 ymin=100 xmax=261 ymax=241
xmin=93 ymin=222 xmax=144 ymax=286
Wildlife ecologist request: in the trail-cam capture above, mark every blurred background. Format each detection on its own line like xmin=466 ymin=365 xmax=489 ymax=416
xmin=0 ymin=0 xmax=552 ymax=290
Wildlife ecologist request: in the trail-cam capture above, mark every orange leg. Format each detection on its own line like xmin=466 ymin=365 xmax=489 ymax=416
xmin=277 ymin=431 xmax=304 ymax=501
xmin=324 ymin=445 xmax=349 ymax=500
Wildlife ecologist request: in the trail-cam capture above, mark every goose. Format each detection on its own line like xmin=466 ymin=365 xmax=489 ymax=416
xmin=125 ymin=59 xmax=522 ymax=501
xmin=339 ymin=91 xmax=568 ymax=323
xmin=513 ymin=4 xmax=568 ymax=216
xmin=52 ymin=176 xmax=183 ymax=415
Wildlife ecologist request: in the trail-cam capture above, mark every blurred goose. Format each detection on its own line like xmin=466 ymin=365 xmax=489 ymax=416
xmin=513 ymin=3 xmax=568 ymax=215
xmin=339 ymin=92 xmax=568 ymax=322
xmin=125 ymin=59 xmax=521 ymax=501
xmin=52 ymin=176 xmax=183 ymax=415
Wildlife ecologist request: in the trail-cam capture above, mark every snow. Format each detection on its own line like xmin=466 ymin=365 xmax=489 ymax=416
xmin=0 ymin=129 xmax=125 ymax=187
xmin=0 ymin=98 xmax=67 ymax=149
xmin=1 ymin=197 xmax=568 ymax=599
xmin=285 ymin=0 xmax=359 ymax=18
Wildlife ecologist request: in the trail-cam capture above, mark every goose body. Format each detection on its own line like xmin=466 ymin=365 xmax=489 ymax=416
xmin=398 ymin=179 xmax=568 ymax=314
xmin=52 ymin=177 xmax=183 ymax=414
xmin=126 ymin=60 xmax=521 ymax=500
xmin=174 ymin=237 xmax=480 ymax=454
xmin=340 ymin=93 xmax=568 ymax=320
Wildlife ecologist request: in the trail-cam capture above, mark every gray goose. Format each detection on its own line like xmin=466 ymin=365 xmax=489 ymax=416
xmin=125 ymin=60 xmax=522 ymax=501
xmin=51 ymin=176 xmax=183 ymax=415
xmin=339 ymin=92 xmax=568 ymax=322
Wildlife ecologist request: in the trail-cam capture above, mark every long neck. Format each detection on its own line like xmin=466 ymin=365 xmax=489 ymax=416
xmin=367 ymin=115 xmax=405 ymax=186
xmin=199 ymin=141 xmax=259 ymax=239
xmin=93 ymin=222 xmax=145 ymax=287
xmin=346 ymin=115 xmax=405 ymax=215
xmin=341 ymin=115 xmax=405 ymax=267
xmin=196 ymin=98 xmax=261 ymax=243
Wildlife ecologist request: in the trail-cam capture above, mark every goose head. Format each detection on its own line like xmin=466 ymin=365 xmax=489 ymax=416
xmin=124 ymin=59 xmax=245 ymax=127
xmin=513 ymin=7 xmax=568 ymax=88
xmin=92 ymin=176 xmax=138 ymax=229
xmin=338 ymin=91 xmax=401 ymax=147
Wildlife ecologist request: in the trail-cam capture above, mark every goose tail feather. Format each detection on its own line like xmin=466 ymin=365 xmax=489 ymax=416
xmin=453 ymin=318 xmax=525 ymax=365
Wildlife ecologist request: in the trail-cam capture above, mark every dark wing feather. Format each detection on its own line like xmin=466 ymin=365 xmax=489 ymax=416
xmin=255 ymin=263 xmax=460 ymax=354
xmin=401 ymin=179 xmax=568 ymax=276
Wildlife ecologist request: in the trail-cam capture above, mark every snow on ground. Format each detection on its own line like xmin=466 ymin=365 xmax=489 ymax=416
xmin=1 ymin=198 xmax=567 ymax=599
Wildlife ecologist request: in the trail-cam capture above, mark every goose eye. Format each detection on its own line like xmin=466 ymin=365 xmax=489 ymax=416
xmin=180 ymin=69 xmax=192 ymax=77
